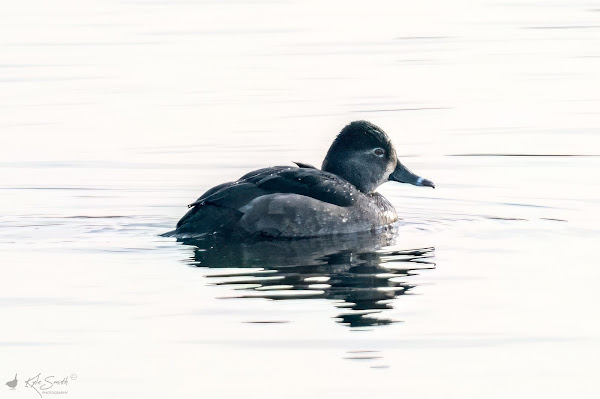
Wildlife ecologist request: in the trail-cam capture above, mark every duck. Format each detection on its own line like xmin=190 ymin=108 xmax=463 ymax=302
xmin=164 ymin=120 xmax=434 ymax=238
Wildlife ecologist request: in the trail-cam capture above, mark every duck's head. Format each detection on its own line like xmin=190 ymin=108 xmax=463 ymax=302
xmin=321 ymin=120 xmax=435 ymax=193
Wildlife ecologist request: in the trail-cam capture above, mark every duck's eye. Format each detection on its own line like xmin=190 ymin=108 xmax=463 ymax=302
xmin=373 ymin=148 xmax=385 ymax=157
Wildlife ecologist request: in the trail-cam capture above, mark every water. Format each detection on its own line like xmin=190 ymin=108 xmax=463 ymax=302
xmin=2 ymin=0 xmax=600 ymax=397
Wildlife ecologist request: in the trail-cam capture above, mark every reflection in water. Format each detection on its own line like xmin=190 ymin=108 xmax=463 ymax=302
xmin=177 ymin=228 xmax=435 ymax=328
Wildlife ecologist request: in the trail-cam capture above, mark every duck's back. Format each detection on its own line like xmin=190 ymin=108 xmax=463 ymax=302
xmin=166 ymin=165 xmax=397 ymax=238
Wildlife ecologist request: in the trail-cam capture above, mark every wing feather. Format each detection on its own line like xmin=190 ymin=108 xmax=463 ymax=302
xmin=176 ymin=165 xmax=359 ymax=230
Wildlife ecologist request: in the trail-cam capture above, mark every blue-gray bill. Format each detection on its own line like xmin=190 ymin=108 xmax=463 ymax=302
xmin=389 ymin=160 xmax=435 ymax=189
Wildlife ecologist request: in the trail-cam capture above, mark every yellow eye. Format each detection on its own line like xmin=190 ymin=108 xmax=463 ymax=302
xmin=373 ymin=148 xmax=385 ymax=157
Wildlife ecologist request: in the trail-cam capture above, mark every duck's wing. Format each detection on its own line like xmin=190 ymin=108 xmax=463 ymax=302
xmin=189 ymin=166 xmax=359 ymax=210
xmin=293 ymin=161 xmax=318 ymax=169
xmin=177 ymin=181 xmax=267 ymax=229
xmin=244 ymin=166 xmax=358 ymax=207
xmin=176 ymin=166 xmax=359 ymax=230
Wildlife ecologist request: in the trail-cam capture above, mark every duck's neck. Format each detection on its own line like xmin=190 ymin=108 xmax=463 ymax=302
xmin=322 ymin=157 xmax=379 ymax=193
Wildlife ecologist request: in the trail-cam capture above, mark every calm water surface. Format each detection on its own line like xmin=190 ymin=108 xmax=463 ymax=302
xmin=1 ymin=0 xmax=600 ymax=398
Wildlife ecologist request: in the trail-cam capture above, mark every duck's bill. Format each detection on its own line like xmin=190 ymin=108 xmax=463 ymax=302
xmin=389 ymin=161 xmax=435 ymax=188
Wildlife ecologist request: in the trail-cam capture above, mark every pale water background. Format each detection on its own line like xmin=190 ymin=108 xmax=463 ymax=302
xmin=1 ymin=0 xmax=600 ymax=398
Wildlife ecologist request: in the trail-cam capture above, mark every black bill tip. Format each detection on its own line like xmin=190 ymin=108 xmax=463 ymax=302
xmin=419 ymin=178 xmax=435 ymax=189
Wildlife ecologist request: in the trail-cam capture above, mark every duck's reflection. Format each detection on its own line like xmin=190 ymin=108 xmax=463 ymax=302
xmin=178 ymin=228 xmax=435 ymax=328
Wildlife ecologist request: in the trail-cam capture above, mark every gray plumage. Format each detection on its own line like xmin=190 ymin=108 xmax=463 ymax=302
xmin=164 ymin=121 xmax=434 ymax=238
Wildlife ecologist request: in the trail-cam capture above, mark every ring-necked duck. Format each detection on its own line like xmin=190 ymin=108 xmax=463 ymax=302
xmin=164 ymin=120 xmax=434 ymax=238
